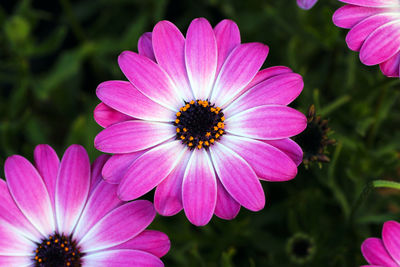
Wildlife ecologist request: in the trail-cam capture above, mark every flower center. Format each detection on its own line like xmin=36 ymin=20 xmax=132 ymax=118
xmin=174 ymin=100 xmax=225 ymax=149
xmin=33 ymin=232 xmax=83 ymax=267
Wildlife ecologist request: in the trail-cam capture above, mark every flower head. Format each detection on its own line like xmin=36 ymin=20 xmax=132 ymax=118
xmin=286 ymin=233 xmax=316 ymax=264
xmin=297 ymin=0 xmax=318 ymax=10
xmin=333 ymin=0 xmax=400 ymax=77
xmin=361 ymin=220 xmax=400 ymax=266
xmin=0 ymin=145 xmax=169 ymax=266
xmin=94 ymin=18 xmax=307 ymax=226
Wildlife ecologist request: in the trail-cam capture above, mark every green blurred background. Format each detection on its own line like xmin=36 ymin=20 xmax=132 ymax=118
xmin=1 ymin=0 xmax=400 ymax=266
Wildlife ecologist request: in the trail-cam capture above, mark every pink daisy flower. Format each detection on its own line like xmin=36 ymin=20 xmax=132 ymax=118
xmin=94 ymin=18 xmax=307 ymax=226
xmin=361 ymin=220 xmax=400 ymax=266
xmin=297 ymin=0 xmax=319 ymax=10
xmin=333 ymin=0 xmax=400 ymax=77
xmin=0 ymin=144 xmax=169 ymax=266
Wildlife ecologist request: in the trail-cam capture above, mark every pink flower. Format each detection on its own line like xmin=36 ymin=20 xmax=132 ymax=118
xmin=0 ymin=145 xmax=169 ymax=266
xmin=361 ymin=220 xmax=400 ymax=266
xmin=94 ymin=18 xmax=307 ymax=226
xmin=333 ymin=0 xmax=400 ymax=77
xmin=297 ymin=0 xmax=318 ymax=10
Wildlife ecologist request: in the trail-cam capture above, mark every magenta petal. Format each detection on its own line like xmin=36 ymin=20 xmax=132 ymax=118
xmin=95 ymin=120 xmax=175 ymax=154
xmin=265 ymin=138 xmax=303 ymax=166
xmin=112 ymin=230 xmax=170 ymax=258
xmin=5 ymin=155 xmax=55 ymax=236
xmin=361 ymin=237 xmax=398 ymax=266
xmin=0 ymin=223 xmax=35 ymax=256
xmin=333 ymin=5 xmax=384 ymax=29
xmin=90 ymin=154 xmax=111 ymax=193
xmin=94 ymin=102 xmax=132 ymax=128
xmin=0 ymin=255 xmax=32 ymax=266
xmin=118 ymin=50 xmax=181 ymax=109
xmin=182 ymin=149 xmax=217 ymax=226
xmin=102 ymin=151 xmax=146 ymax=184
xmin=382 ymin=220 xmax=400 ymax=264
xmin=138 ymin=32 xmax=156 ymax=61
xmin=244 ymin=66 xmax=293 ymax=91
xmin=34 ymin=144 xmax=60 ymax=209
xmin=97 ymin=80 xmax=173 ymax=122
xmin=222 ymin=135 xmax=298 ymax=182
xmin=226 ymin=105 xmax=307 ymax=140
xmin=153 ymin=20 xmax=193 ymax=101
xmin=297 ymin=0 xmax=318 ymax=10
xmin=185 ymin=18 xmax=217 ymax=100
xmin=210 ymin=143 xmax=265 ymax=211
xmin=211 ymin=43 xmax=269 ymax=107
xmin=154 ymin=151 xmax=191 ymax=216
xmin=82 ymin=249 xmax=164 ymax=267
xmin=380 ymin=53 xmax=400 ymax=77
xmin=214 ymin=179 xmax=240 ymax=220
xmin=225 ymin=73 xmax=303 ymax=116
xmin=214 ymin=19 xmax=241 ymax=73
xmin=339 ymin=0 xmax=399 ymax=7
xmin=55 ymin=145 xmax=90 ymax=235
xmin=118 ymin=141 xmax=186 ymax=201
xmin=79 ymin=200 xmax=155 ymax=252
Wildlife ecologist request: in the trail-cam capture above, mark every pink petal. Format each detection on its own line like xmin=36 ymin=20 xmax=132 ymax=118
xmin=94 ymin=102 xmax=132 ymax=128
xmin=214 ymin=19 xmax=241 ymax=73
xmin=102 ymin=151 xmax=146 ymax=184
xmin=118 ymin=50 xmax=182 ymax=110
xmin=0 ymin=223 xmax=36 ymax=256
xmin=346 ymin=13 xmax=399 ymax=51
xmin=185 ymin=18 xmax=217 ymax=100
xmin=73 ymin=181 xmax=123 ymax=242
xmin=224 ymin=73 xmax=303 ymax=117
xmin=221 ymin=135 xmax=298 ymax=182
xmin=154 ymin=151 xmax=191 ymax=216
xmin=182 ymin=149 xmax=217 ymax=226
xmin=297 ymin=0 xmax=318 ymax=10
xmin=214 ymin=179 xmax=240 ymax=220
xmin=244 ymin=66 xmax=293 ymax=91
xmin=152 ymin=20 xmax=193 ymax=101
xmin=79 ymin=200 xmax=155 ymax=252
xmin=94 ymin=120 xmax=175 ymax=154
xmin=55 ymin=145 xmax=90 ymax=235
xmin=5 ymin=155 xmax=55 ymax=236
xmin=33 ymin=144 xmax=60 ymax=210
xmin=82 ymin=249 xmax=164 ymax=267
xmin=97 ymin=80 xmax=173 ymax=122
xmin=0 ymin=256 xmax=32 ymax=266
xmin=382 ymin=220 xmax=400 ymax=264
xmin=138 ymin=32 xmax=156 ymax=61
xmin=360 ymin=20 xmax=400 ymax=65
xmin=226 ymin=105 xmax=307 ymax=140
xmin=265 ymin=138 xmax=303 ymax=166
xmin=333 ymin=5 xmax=385 ymax=29
xmin=211 ymin=43 xmax=269 ymax=107
xmin=380 ymin=53 xmax=400 ymax=77
xmin=90 ymin=154 xmax=111 ymax=193
xmin=361 ymin=237 xmax=398 ymax=266
xmin=339 ymin=0 xmax=399 ymax=7
xmin=118 ymin=141 xmax=187 ymax=201
xmin=210 ymin=143 xmax=265 ymax=211
xmin=112 ymin=230 xmax=170 ymax=258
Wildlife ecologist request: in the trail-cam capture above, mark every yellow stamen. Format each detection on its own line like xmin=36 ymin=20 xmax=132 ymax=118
xmin=217 ymin=122 xmax=224 ymax=129
xmin=183 ymin=128 xmax=187 ymax=132
xmin=219 ymin=129 xmax=224 ymax=135
xmin=210 ymin=139 xmax=215 ymax=143
xmin=176 ymin=128 xmax=180 ymax=133
xmin=188 ymin=142 xmax=193 ymax=147
xmin=180 ymin=136 xmax=185 ymax=140
xmin=175 ymin=119 xmax=180 ymax=124
xmin=190 ymin=100 xmax=195 ymax=104
xmin=213 ymin=126 xmax=218 ymax=131
xmin=65 ymin=247 xmax=69 ymax=252
xmin=47 ymin=241 xmax=51 ymax=245
xmin=189 ymin=136 xmax=194 ymax=141
xmin=221 ymin=116 xmax=225 ymax=121
xmin=210 ymin=107 xmax=216 ymax=112
xmin=197 ymin=144 xmax=202 ymax=149
xmin=176 ymin=112 xmax=181 ymax=117
xmin=205 ymin=132 xmax=211 ymax=137
xmin=204 ymin=141 xmax=210 ymax=146
xmin=215 ymin=133 xmax=220 ymax=138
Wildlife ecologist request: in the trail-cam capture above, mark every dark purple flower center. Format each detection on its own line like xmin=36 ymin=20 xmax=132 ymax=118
xmin=174 ymin=100 xmax=225 ymax=149
xmin=33 ymin=232 xmax=83 ymax=267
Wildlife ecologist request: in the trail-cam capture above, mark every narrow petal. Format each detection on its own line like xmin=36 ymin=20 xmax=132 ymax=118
xmin=102 ymin=151 xmax=146 ymax=184
xmin=226 ymin=105 xmax=307 ymax=140
xmin=332 ymin=5 xmax=384 ymax=29
xmin=111 ymin=230 xmax=170 ymax=258
xmin=182 ymin=149 xmax=217 ymax=226
xmin=152 ymin=20 xmax=193 ymax=101
xmin=138 ymin=32 xmax=156 ymax=61
xmin=154 ymin=151 xmax=191 ymax=216
xmin=0 ymin=256 xmax=32 ymax=266
xmin=265 ymin=138 xmax=303 ymax=166
xmin=118 ymin=141 xmax=186 ymax=201
xmin=0 ymin=223 xmax=36 ymax=256
xmin=79 ymin=200 xmax=155 ymax=253
xmin=224 ymin=73 xmax=303 ymax=117
xmin=97 ymin=80 xmax=173 ymax=122
xmin=5 ymin=155 xmax=55 ymax=236
xmin=382 ymin=220 xmax=400 ymax=264
xmin=118 ymin=50 xmax=181 ymax=110
xmin=339 ymin=0 xmax=399 ymax=7
xmin=211 ymin=43 xmax=269 ymax=107
xmin=90 ymin=154 xmax=111 ymax=193
xmin=95 ymin=120 xmax=175 ymax=154
xmin=55 ymin=145 xmax=90 ymax=235
xmin=380 ymin=53 xmax=400 ymax=77
xmin=210 ymin=143 xmax=265 ymax=211
xmin=297 ymin=0 xmax=318 ymax=10
xmin=94 ymin=102 xmax=132 ymax=128
xmin=214 ymin=19 xmax=241 ymax=73
xmin=214 ymin=179 xmax=240 ymax=220
xmin=34 ymin=144 xmax=60 ymax=209
xmin=361 ymin=237 xmax=398 ymax=266
xmin=360 ymin=20 xmax=400 ymax=65
xmin=185 ymin=18 xmax=217 ymax=100
xmin=82 ymin=249 xmax=164 ymax=267
xmin=244 ymin=66 xmax=293 ymax=91
xmin=221 ymin=135 xmax=298 ymax=182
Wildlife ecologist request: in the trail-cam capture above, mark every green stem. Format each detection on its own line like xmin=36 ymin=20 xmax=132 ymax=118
xmin=372 ymin=180 xmax=400 ymax=190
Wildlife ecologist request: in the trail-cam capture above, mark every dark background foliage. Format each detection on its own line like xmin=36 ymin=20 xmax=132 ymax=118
xmin=1 ymin=0 xmax=400 ymax=266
